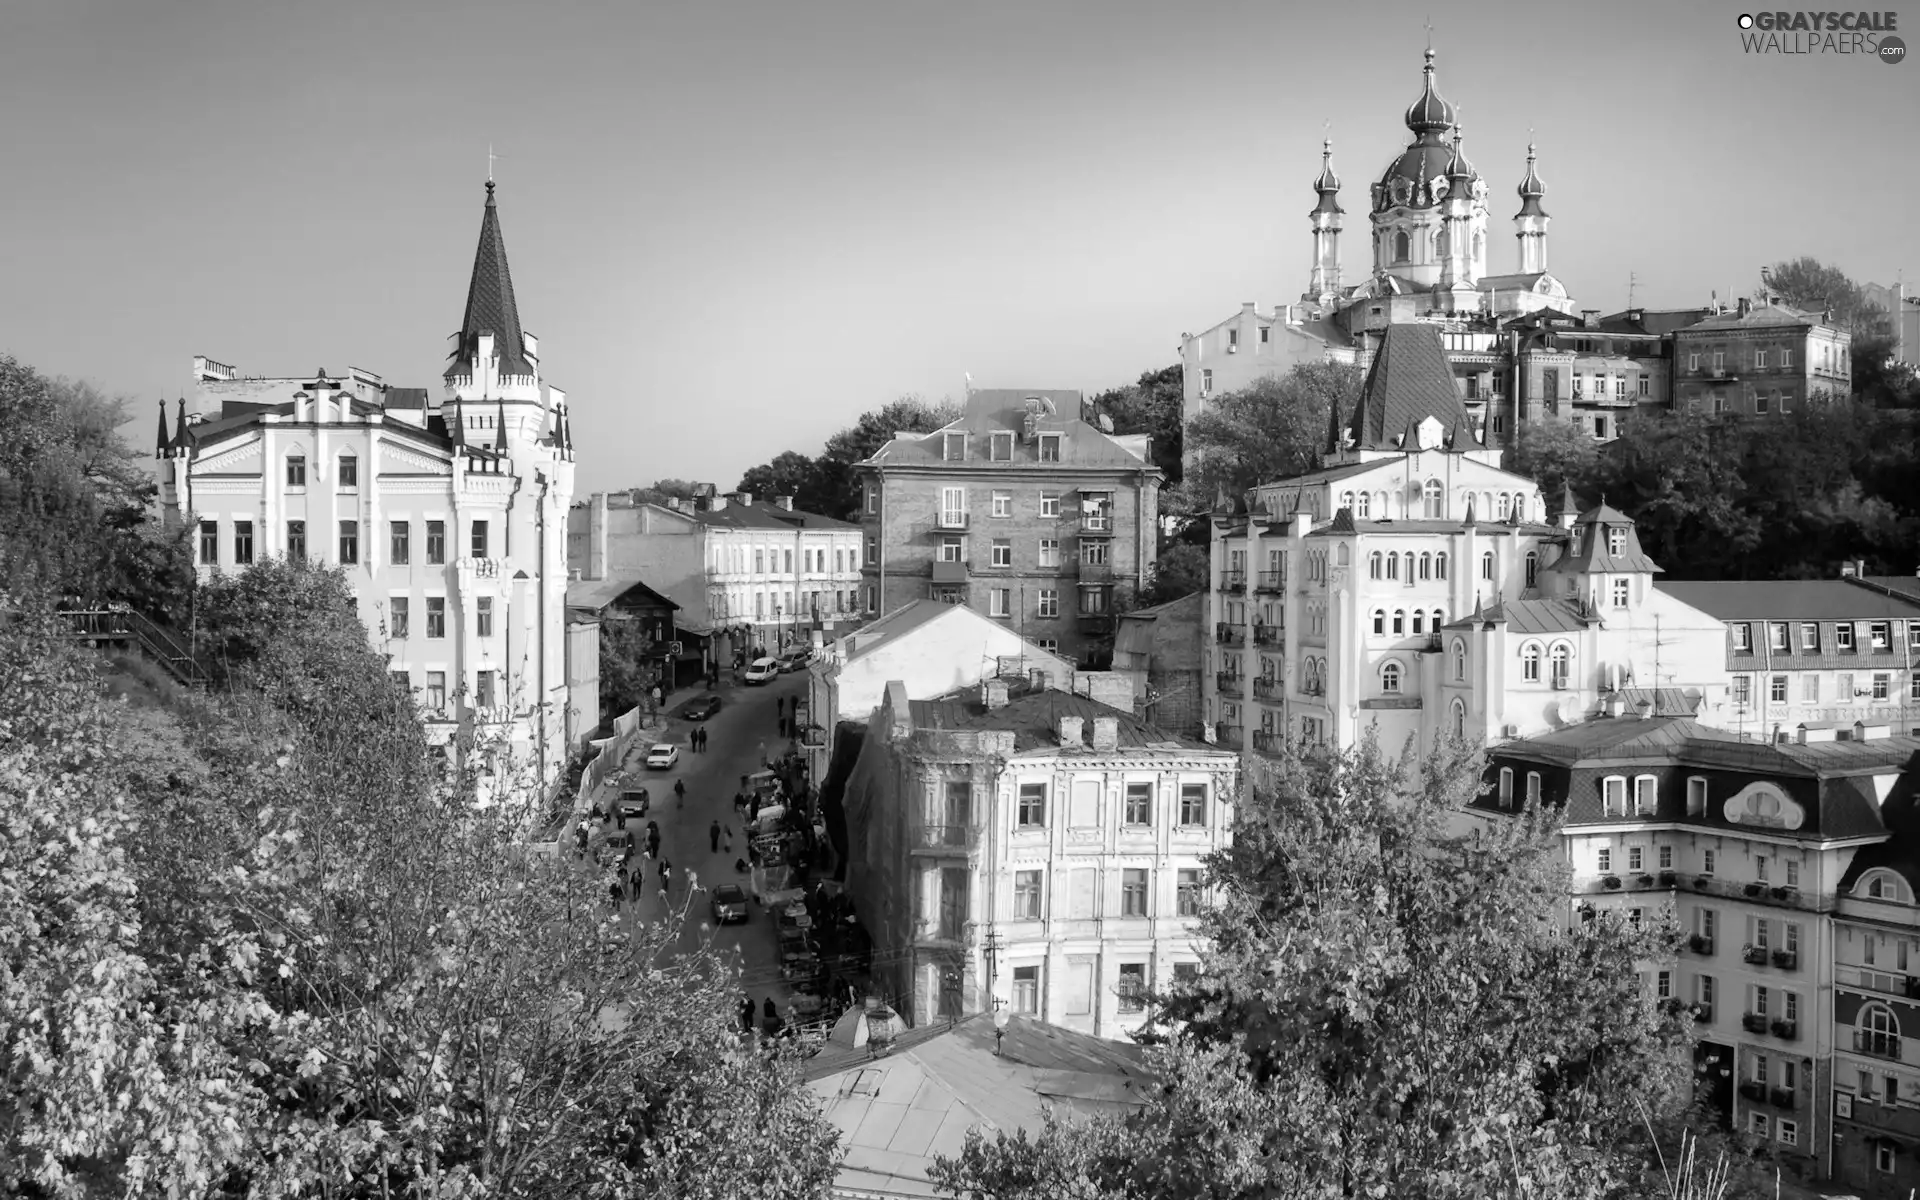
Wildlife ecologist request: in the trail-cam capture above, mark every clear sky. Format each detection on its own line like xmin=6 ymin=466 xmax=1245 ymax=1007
xmin=3 ymin=0 xmax=1915 ymax=497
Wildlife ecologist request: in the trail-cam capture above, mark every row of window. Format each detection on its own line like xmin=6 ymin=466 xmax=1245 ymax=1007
xmin=933 ymin=429 xmax=1069 ymax=464
xmin=931 ymin=584 xmax=1111 ymax=618
xmin=1732 ymin=672 xmax=1920 ymax=705
xmin=1012 ymin=780 xmax=1210 ymax=829
xmin=198 ymin=517 xmax=487 ymax=567
xmin=867 ymin=486 xmax=1107 ymax=518
xmin=385 ymin=595 xmax=493 ymax=640
xmin=935 ymin=535 xmax=1111 ymax=568
xmin=1569 ymin=373 xmax=1651 ymax=399
xmin=390 ymin=667 xmax=497 ymax=711
xmin=717 ymin=589 xmax=858 ymax=621
xmin=1370 ymin=608 xmax=1448 ymax=638
xmin=1008 ymin=866 xmax=1205 ymax=921
xmin=1003 ymin=959 xmax=1198 ymax=1017
xmin=714 ymin=545 xmax=860 ymax=576
xmin=1733 ymin=619 xmax=1916 ymax=655
xmin=282 ymin=453 xmax=356 ymax=490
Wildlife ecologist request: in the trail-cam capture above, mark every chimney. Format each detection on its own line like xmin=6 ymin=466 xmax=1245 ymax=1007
xmin=1636 ymin=700 xmax=1655 ymax=720
xmin=1581 ymin=309 xmax=1599 ymax=328
xmin=590 ymin=492 xmax=609 ymax=581
xmin=1737 ymin=297 xmax=1752 ymax=318
xmin=708 ymin=493 xmax=728 ymax=511
xmin=731 ymin=491 xmax=753 ymax=507
xmin=1604 ymin=695 xmax=1626 ymax=718
xmin=1090 ymin=716 xmax=1120 ymax=752
xmin=982 ymin=679 xmax=1010 ymax=710
xmin=774 ymin=494 xmax=794 ymax=511
xmin=1057 ymin=715 xmax=1084 ymax=748
xmin=1854 ymin=720 xmax=1892 ymax=742
xmin=666 ymin=496 xmax=682 ymax=512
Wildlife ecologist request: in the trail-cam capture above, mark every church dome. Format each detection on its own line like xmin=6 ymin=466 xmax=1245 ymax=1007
xmin=1372 ymin=141 xmax=1459 ymax=212
xmin=1403 ymin=49 xmax=1456 ymax=136
xmin=1515 ymin=143 xmax=1548 ymax=218
xmin=1311 ymin=138 xmax=1343 ymax=216
xmin=1445 ymin=127 xmax=1475 ymax=183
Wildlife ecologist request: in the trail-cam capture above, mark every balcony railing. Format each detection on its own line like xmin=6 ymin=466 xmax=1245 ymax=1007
xmin=1741 ymin=1013 xmax=1769 ymax=1035
xmin=1216 ymin=673 xmax=1245 ymax=693
xmin=1771 ymin=1019 xmax=1798 ymax=1041
xmin=1252 ymin=730 xmax=1284 ymax=755
xmin=1077 ymin=612 xmax=1115 ymax=633
xmin=1742 ymin=945 xmax=1769 ymax=966
xmin=1079 ymin=513 xmax=1114 ymax=536
xmin=1852 ymin=1029 xmax=1903 ymax=1060
xmin=1220 ymin=570 xmax=1246 ymax=593
xmin=1689 ymin=934 xmax=1715 ymax=956
xmin=1770 ymin=1087 xmax=1797 ymax=1110
xmin=931 ymin=560 xmax=969 ymax=583
xmin=1253 ymin=624 xmax=1280 ymax=646
xmin=1077 ymin=559 xmax=1114 ymax=582
xmin=933 ymin=511 xmax=970 ymax=531
xmin=1252 ymin=677 xmax=1280 ymax=700
xmin=1738 ymin=1081 xmax=1768 ymax=1104
xmin=914 ymin=825 xmax=977 ymax=851
xmin=1215 ymin=622 xmax=1245 ymax=645
xmin=1772 ymin=950 xmax=1798 ymax=971
xmin=1214 ymin=724 xmax=1244 ymax=750
xmin=1256 ymin=571 xmax=1286 ymax=593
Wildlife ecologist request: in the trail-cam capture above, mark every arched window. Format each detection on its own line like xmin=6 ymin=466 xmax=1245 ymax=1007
xmin=1355 ymin=491 xmax=1372 ymax=518
xmin=1411 ymin=610 xmax=1425 ymax=635
xmin=1452 ymin=640 xmax=1467 ymax=681
xmin=1497 ymin=493 xmax=1512 ymax=521
xmin=1368 ymin=551 xmax=1383 ymax=580
xmin=1392 ymin=609 xmax=1406 ymax=635
xmin=1380 ymin=661 xmax=1402 ymax=694
xmin=1863 ymin=870 xmax=1911 ymax=903
xmin=1861 ymin=1004 xmax=1902 ymax=1058
xmin=1337 ymin=543 xmax=1350 ymax=566
xmin=1393 ymin=230 xmax=1410 ymax=263
xmin=1525 ymin=551 xmax=1539 ymax=588
xmin=1550 ymin=643 xmax=1571 ymax=686
xmin=1498 ymin=768 xmax=1514 ymax=808
xmin=1403 ymin=552 xmax=1417 ymax=581
xmin=1372 ymin=609 xmax=1386 ymax=636
xmin=1432 ymin=608 xmax=1444 ymax=627
xmin=1386 ymin=553 xmax=1400 ymax=581
xmin=1419 ymin=552 xmax=1432 ymax=580
xmin=1423 ymin=479 xmax=1445 ymax=518
xmin=1526 ymin=772 xmax=1542 ymax=805
xmin=1340 ymin=491 xmax=1354 ymax=513
xmin=1522 ymin=643 xmax=1542 ymax=682
xmin=1435 ymin=552 xmax=1448 ymax=580
xmin=1481 ymin=551 xmax=1495 ymax=581
xmin=1451 ymin=698 xmax=1466 ymax=739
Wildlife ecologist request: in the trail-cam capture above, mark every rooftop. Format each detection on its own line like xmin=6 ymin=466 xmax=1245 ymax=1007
xmin=909 ymin=686 xmax=1210 ymax=754
xmin=564 ymin=574 xmax=680 ymax=614
xmin=1330 ymin=323 xmax=1480 ymax=454
xmin=863 ymin=389 xmax=1156 ymax=472
xmin=1444 ymin=597 xmax=1599 ymax=636
xmin=1683 ymin=302 xmax=1834 ymax=333
xmin=1656 ymin=580 xmax=1920 ymax=621
xmin=834 ymin=600 xmax=967 ymax=664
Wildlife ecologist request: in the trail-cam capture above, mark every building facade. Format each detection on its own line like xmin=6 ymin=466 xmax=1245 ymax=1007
xmin=854 ymin=389 xmax=1163 ymax=667
xmin=1671 ymin=297 xmax=1853 ymax=416
xmin=159 ymin=182 xmax=576 ymax=792
xmin=839 ymin=682 xmax=1238 ymax=1040
xmin=1112 ymin=591 xmax=1207 ymax=739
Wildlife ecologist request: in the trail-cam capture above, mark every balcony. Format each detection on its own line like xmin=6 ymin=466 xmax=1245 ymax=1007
xmin=1738 ymin=1081 xmax=1768 ymax=1104
xmin=1689 ymin=934 xmax=1715 ymax=956
xmin=1741 ymin=1013 xmax=1769 ymax=1035
xmin=930 ymin=560 xmax=969 ymax=584
xmin=1770 ymin=1087 xmax=1797 ymax=1111
xmin=1253 ymin=624 xmax=1281 ymax=646
xmin=1852 ymin=1029 xmax=1903 ymax=1060
xmin=1216 ymin=673 xmax=1245 ymax=693
xmin=1252 ymin=677 xmax=1280 ymax=700
xmin=1079 ymin=513 xmax=1115 ymax=537
xmin=1692 ymin=1004 xmax=1714 ymax=1024
xmin=1256 ymin=571 xmax=1286 ymax=593
xmin=933 ymin=511 xmax=970 ymax=531
xmin=1215 ymin=622 xmax=1245 ymax=646
xmin=1772 ymin=949 xmax=1798 ymax=971
xmin=1077 ymin=559 xmax=1114 ymax=582
xmin=1215 ymin=724 xmax=1244 ymax=750
xmin=1772 ymin=1019 xmax=1798 ymax=1041
xmin=1252 ymin=730 xmax=1284 ymax=755
xmin=913 ymin=825 xmax=977 ymax=852
xmin=1220 ymin=569 xmax=1247 ymax=593
xmin=1077 ymin=612 xmax=1115 ymax=634
xmin=1742 ymin=945 xmax=1770 ymax=966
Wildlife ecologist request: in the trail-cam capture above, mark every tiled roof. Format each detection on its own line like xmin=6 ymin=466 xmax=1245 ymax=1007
xmin=1682 ymin=303 xmax=1827 ymax=332
xmin=564 ymin=574 xmax=680 ymax=614
xmin=446 ymin=182 xmax=533 ymax=379
xmin=909 ymin=687 xmax=1210 ymax=754
xmin=1445 ymin=597 xmax=1598 ymax=635
xmin=1657 ymin=580 xmax=1920 ymax=621
xmin=1331 ymin=324 xmax=1478 ymax=453
xmin=863 ymin=390 xmax=1153 ymax=471
xmin=1556 ymin=504 xmax=1662 ymax=575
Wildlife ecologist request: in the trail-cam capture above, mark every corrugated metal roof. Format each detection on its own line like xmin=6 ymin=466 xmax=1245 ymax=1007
xmin=564 ymin=575 xmax=680 ymax=613
xmin=1445 ymin=597 xmax=1596 ymax=635
xmin=1658 ymin=580 xmax=1920 ymax=621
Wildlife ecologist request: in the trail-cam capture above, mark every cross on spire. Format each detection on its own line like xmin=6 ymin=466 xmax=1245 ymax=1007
xmin=1424 ymin=16 xmax=1433 ymax=50
xmin=488 ymin=143 xmax=496 ymax=183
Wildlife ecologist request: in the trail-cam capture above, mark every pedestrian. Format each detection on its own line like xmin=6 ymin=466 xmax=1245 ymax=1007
xmin=574 ymin=821 xmax=589 ymax=859
xmin=617 ymin=863 xmax=630 ymax=892
xmin=615 ymin=804 xmax=628 ymax=831
xmin=674 ymin=779 xmax=686 ymax=808
xmin=661 ymin=860 xmax=673 ymax=890
xmin=777 ymin=714 xmax=788 ymax=738
xmin=763 ymin=996 xmax=778 ymax=1022
xmin=724 ymin=823 xmax=734 ymax=854
xmin=709 ymin=819 xmax=722 ymax=853
xmin=609 ymin=879 xmax=622 ymax=909
xmin=698 ymin=727 xmax=708 ymax=752
xmin=629 ymin=870 xmax=644 ymax=902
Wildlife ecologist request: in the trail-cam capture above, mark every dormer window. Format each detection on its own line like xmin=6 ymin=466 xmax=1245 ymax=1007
xmin=1606 ymin=527 xmax=1626 ymax=556
xmin=990 ymin=432 xmax=1013 ymax=461
xmin=1038 ymin=433 xmax=1062 ymax=463
xmin=1732 ymin=623 xmax=1752 ymax=652
xmin=1612 ymin=578 xmax=1630 ymax=608
xmin=942 ymin=432 xmax=966 ymax=462
xmin=1771 ymin=622 xmax=1790 ymax=651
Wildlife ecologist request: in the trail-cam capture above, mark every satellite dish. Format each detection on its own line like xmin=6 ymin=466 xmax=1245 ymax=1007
xmin=1097 ymin=414 xmax=1114 ymax=434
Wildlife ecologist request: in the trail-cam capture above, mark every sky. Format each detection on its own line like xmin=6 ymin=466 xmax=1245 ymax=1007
xmin=3 ymin=0 xmax=1916 ymax=498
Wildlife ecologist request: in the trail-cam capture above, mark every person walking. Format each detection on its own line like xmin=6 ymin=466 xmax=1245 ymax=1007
xmin=617 ymin=863 xmax=630 ymax=894
xmin=709 ymin=819 xmax=722 ymax=853
xmin=661 ymin=860 xmax=674 ymax=891
xmin=777 ymin=713 xmax=788 ymax=738
xmin=608 ymin=879 xmax=623 ymax=910
xmin=614 ymin=803 xmax=628 ymax=831
xmin=674 ymin=778 xmax=686 ymax=808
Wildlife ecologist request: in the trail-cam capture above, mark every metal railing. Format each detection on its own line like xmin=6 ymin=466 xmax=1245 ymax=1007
xmin=60 ymin=608 xmax=211 ymax=689
xmin=1220 ymin=570 xmax=1246 ymax=592
xmin=1216 ymin=672 xmax=1244 ymax=692
xmin=1254 ymin=625 xmax=1280 ymax=645
xmin=1214 ymin=623 xmax=1245 ymax=645
xmin=1251 ymin=678 xmax=1280 ymax=700
xmin=914 ymin=825 xmax=977 ymax=850
xmin=1251 ymin=730 xmax=1284 ymax=754
xmin=933 ymin=512 xmax=970 ymax=530
xmin=1256 ymin=571 xmax=1285 ymax=592
xmin=1852 ymin=1029 xmax=1903 ymax=1060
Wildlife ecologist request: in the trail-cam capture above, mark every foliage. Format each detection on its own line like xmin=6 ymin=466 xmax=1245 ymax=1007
xmin=1092 ymin=364 xmax=1183 ymax=483
xmin=1181 ymin=362 xmax=1363 ymax=509
xmin=1758 ymin=256 xmax=1919 ymax=406
xmin=933 ymin=733 xmax=1710 ymax=1200
xmin=735 ymin=395 xmax=961 ymax=522
xmin=1136 ymin=541 xmax=1208 ymax=607
xmin=0 ymin=357 xmax=193 ymax=617
xmin=736 ymin=450 xmax=833 ymax=514
xmin=1507 ymin=418 xmax=1600 ymax=514
xmin=599 ymin=611 xmax=660 ymax=717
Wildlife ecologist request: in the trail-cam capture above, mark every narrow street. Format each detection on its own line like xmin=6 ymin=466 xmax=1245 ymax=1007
xmin=583 ymin=669 xmax=818 ymax=1026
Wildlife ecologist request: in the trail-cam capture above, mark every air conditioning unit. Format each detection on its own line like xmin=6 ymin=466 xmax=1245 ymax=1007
xmin=1502 ymin=724 xmax=1521 ymax=738
xmin=1552 ymin=677 xmax=1570 ymax=690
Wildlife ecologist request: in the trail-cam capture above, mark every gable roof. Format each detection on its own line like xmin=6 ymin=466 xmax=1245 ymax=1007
xmin=836 ymin=600 xmax=966 ymax=664
xmin=1656 ymin=580 xmax=1920 ymax=621
xmin=908 ymin=686 xmax=1210 ymax=754
xmin=1554 ymin=504 xmax=1662 ymax=575
xmin=862 ymin=390 xmax=1155 ymax=472
xmin=1445 ymin=597 xmax=1598 ymax=636
xmin=1682 ymin=302 xmax=1830 ymax=333
xmin=1330 ymin=324 xmax=1477 ymax=453
xmin=564 ymin=574 xmax=681 ymax=614
xmin=447 ymin=182 xmax=532 ymax=379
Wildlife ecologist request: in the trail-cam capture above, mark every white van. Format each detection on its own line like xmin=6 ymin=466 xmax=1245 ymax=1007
xmin=743 ymin=657 xmax=780 ymax=685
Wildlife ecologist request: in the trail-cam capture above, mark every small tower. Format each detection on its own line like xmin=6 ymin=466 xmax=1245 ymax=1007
xmin=445 ymin=180 xmax=547 ymax=457
xmin=1305 ymin=138 xmax=1343 ymax=307
xmin=1514 ymin=143 xmax=1549 ymax=274
xmin=1438 ymin=126 xmax=1479 ymax=311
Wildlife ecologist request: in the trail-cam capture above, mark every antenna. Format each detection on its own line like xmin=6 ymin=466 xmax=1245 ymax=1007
xmin=1628 ymin=271 xmax=1638 ymax=311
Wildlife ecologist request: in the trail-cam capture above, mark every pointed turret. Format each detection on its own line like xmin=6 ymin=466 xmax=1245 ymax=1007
xmin=1305 ymin=137 xmax=1345 ymax=306
xmin=494 ymin=399 xmax=509 ymax=453
xmin=447 ymin=181 xmax=533 ymax=381
xmin=1514 ymin=143 xmax=1550 ymax=274
xmin=173 ymin=399 xmax=189 ymax=456
xmin=155 ymin=399 xmax=170 ymax=459
xmin=1330 ymin=324 xmax=1477 ymax=454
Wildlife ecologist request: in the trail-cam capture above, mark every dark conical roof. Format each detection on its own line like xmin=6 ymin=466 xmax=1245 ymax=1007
xmin=155 ymin=399 xmax=170 ymax=458
xmin=447 ymin=181 xmax=533 ymax=379
xmin=1515 ymin=143 xmax=1548 ymax=218
xmin=1311 ymin=138 xmax=1343 ymax=217
xmin=1404 ymin=49 xmax=1456 ymax=136
xmin=1445 ymin=126 xmax=1475 ymax=182
xmin=1330 ymin=324 xmax=1477 ymax=453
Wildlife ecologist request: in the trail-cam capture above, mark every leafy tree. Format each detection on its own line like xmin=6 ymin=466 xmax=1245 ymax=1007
xmin=1587 ymin=409 xmax=1763 ymax=577
xmin=1093 ymin=364 xmax=1183 ymax=483
xmin=933 ymin=733 xmax=1719 ymax=1200
xmin=1181 ymin=363 xmax=1362 ymax=509
xmin=1137 ymin=541 xmax=1208 ymax=607
xmin=1757 ymin=257 xmax=1916 ymax=403
xmin=737 ymin=450 xmax=833 ymax=514
xmin=812 ymin=395 xmax=961 ymax=520
xmin=1507 ymin=419 xmax=1601 ymax=514
xmin=600 ymin=610 xmax=660 ymax=717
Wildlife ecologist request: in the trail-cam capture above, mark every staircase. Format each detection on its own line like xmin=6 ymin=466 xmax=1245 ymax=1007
xmin=60 ymin=608 xmax=212 ymax=689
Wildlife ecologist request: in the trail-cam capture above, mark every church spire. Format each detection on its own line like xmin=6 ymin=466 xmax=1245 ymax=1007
xmin=1514 ymin=142 xmax=1550 ymax=274
xmin=447 ymin=180 xmax=533 ymax=380
xmin=154 ymin=399 xmax=170 ymax=459
xmin=1305 ymin=136 xmax=1344 ymax=306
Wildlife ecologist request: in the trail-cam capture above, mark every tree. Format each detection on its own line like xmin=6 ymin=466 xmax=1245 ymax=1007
xmin=600 ymin=610 xmax=660 ymax=717
xmin=1093 ymin=364 xmax=1183 ymax=483
xmin=1757 ymin=257 xmax=1911 ymax=402
xmin=1137 ymin=541 xmax=1208 ymax=607
xmin=933 ymin=733 xmax=1721 ymax=1200
xmin=737 ymin=450 xmax=832 ymax=513
xmin=1181 ymin=363 xmax=1362 ymax=509
xmin=812 ymin=395 xmax=961 ymax=520
xmin=1507 ymin=419 xmax=1601 ymax=513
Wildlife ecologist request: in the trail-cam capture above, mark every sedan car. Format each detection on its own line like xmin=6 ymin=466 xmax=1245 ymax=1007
xmin=644 ymin=743 xmax=679 ymax=770
xmin=743 ymin=657 xmax=780 ymax=685
xmin=709 ymin=883 xmax=750 ymax=924
xmin=777 ymin=649 xmax=810 ymax=673
xmin=616 ymin=789 xmax=650 ymax=817
xmin=677 ymin=694 xmax=723 ymax=721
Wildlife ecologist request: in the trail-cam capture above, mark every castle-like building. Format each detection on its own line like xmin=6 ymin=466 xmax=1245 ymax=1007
xmin=157 ymin=182 xmax=577 ymax=796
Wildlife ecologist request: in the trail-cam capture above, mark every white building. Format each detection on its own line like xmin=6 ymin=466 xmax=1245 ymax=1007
xmin=840 ymin=680 xmax=1239 ymax=1039
xmin=159 ymin=181 xmax=576 ymax=793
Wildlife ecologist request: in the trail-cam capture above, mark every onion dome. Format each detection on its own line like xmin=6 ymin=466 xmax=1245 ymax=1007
xmin=1445 ymin=126 xmax=1475 ymax=187
xmin=1311 ymin=138 xmax=1342 ymax=216
xmin=1403 ymin=48 xmax=1456 ymax=137
xmin=1516 ymin=143 xmax=1548 ymax=218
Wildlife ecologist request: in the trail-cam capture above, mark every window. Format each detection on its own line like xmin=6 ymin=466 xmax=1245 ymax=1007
xmin=1550 ymin=643 xmax=1571 ymax=685
xmin=1393 ymin=230 xmax=1410 ymax=262
xmin=1033 ymin=589 xmax=1058 ymax=618
xmin=1453 ymin=642 xmax=1467 ymax=681
xmin=988 ymin=431 xmax=1013 ymax=462
xmin=1877 ymin=1143 xmax=1897 ymax=1174
xmin=1201 ymin=369 xmax=1213 ymax=396
xmin=1435 ymin=551 xmax=1447 ymax=579
xmin=1730 ymin=623 xmax=1751 ymax=653
xmin=426 ymin=671 xmax=447 ymax=710
xmin=1481 ymin=551 xmax=1494 ymax=581
xmin=1391 ymin=610 xmax=1405 ymax=635
xmin=1681 ymin=777 xmax=1707 ymax=815
xmin=1410 ymin=611 xmax=1425 ymax=635
xmin=990 ymin=539 xmax=1011 ymax=568
xmin=1872 ymin=621 xmax=1892 ymax=650
xmin=1017 ymin=782 xmax=1046 ymax=827
xmin=1634 ymin=776 xmax=1658 ymax=815
xmin=1228 ymin=328 xmax=1239 ymax=350
xmin=1121 ymin=869 xmax=1149 ymax=917
xmin=1524 ymin=551 xmax=1538 ymax=588
xmin=1370 ymin=609 xmax=1385 ymax=636
xmin=1035 ymin=638 xmax=1057 ymax=653
xmin=390 ymin=597 xmax=410 ymax=639
xmin=1124 ymin=782 xmax=1152 ymax=825
xmin=1713 ymin=351 xmax=1725 ymax=371
xmin=1597 ymin=845 xmax=1613 ymax=872
xmin=1802 ymin=674 xmax=1820 ymax=703
xmin=1011 ymin=965 xmax=1039 ymax=1013
xmin=1861 ymin=1005 xmax=1902 ymax=1058
xmin=1164 ymin=868 xmax=1203 ymax=919
xmin=943 ymin=431 xmax=966 ymax=461
xmin=286 ymin=520 xmax=307 ymax=560
xmin=1038 ymin=492 xmax=1063 ymax=520
xmin=1013 ymin=870 xmax=1043 ymax=920
xmin=1755 ymin=391 xmax=1770 ymax=414
xmin=475 ymin=597 xmax=494 ymax=639
xmin=382 ymin=520 xmax=408 ymax=566
xmin=426 ymin=597 xmax=446 ymax=639
xmin=1368 ymin=552 xmax=1383 ymax=580
xmin=1498 ymin=767 xmax=1514 ymax=808
xmin=1038 ymin=434 xmax=1062 ymax=463
xmin=338 ymin=520 xmax=359 ymax=565
xmin=286 ymin=455 xmax=306 ymax=488
xmin=1874 ymin=673 xmax=1892 ymax=701
xmin=1628 ymin=846 xmax=1644 ymax=871
xmin=1422 ymin=479 xmax=1444 ymax=518
xmin=1604 ymin=527 xmax=1626 ymax=556
xmin=1732 ymin=676 xmax=1751 ymax=706
xmin=470 ymin=520 xmax=489 ymax=559
xmin=198 ymin=520 xmax=219 ymax=565
xmin=1653 ymin=843 xmax=1671 ymax=871
xmin=937 ymin=536 xmax=964 ymax=563
xmin=1522 ymin=643 xmax=1542 ymax=682
xmin=1523 ymin=772 xmax=1540 ymax=805
xmin=1602 ymin=777 xmax=1628 ymax=818
xmin=1838 ymin=622 xmax=1856 ymax=650
xmin=1703 ymin=849 xmax=1717 ymax=875
xmin=233 ymin=521 xmax=253 ymax=565
xmin=1117 ymin=963 xmax=1146 ymax=1013
xmin=1381 ymin=662 xmax=1403 ymax=694
xmin=1770 ymin=675 xmax=1788 ymax=703
xmin=1771 ymin=622 xmax=1790 ymax=651
xmin=1612 ymin=578 xmax=1630 ymax=608
xmin=338 ymin=455 xmax=358 ymax=488
xmin=1179 ymin=783 xmax=1207 ymax=826
xmin=989 ymin=588 xmax=1010 ymax=618
xmin=1687 ymin=353 xmax=1700 ymax=372
xmin=474 ymin=670 xmax=496 ymax=708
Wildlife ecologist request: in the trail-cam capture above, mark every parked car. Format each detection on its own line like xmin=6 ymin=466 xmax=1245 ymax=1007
xmin=616 ymin=789 xmax=650 ymax=817
xmin=777 ymin=649 xmax=810 ymax=673
xmin=743 ymin=657 xmax=780 ymax=685
xmin=677 ymin=694 xmax=723 ymax=721
xmin=644 ymin=743 xmax=679 ymax=770
xmin=709 ymin=883 xmax=750 ymax=924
